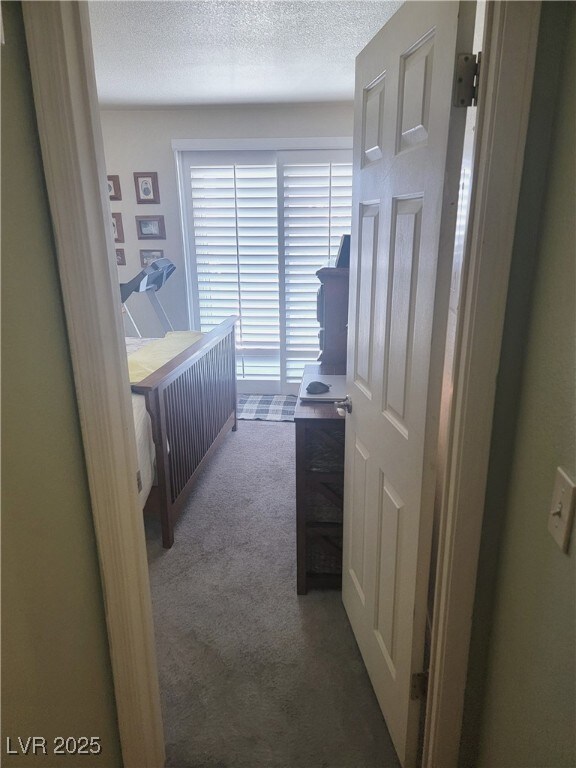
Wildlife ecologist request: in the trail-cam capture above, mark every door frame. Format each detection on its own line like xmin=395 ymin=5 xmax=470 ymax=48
xmin=423 ymin=3 xmax=541 ymax=765
xmin=21 ymin=4 xmax=165 ymax=767
xmin=21 ymin=3 xmax=540 ymax=767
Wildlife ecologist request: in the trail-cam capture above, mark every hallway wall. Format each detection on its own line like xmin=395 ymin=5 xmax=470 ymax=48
xmin=1 ymin=4 xmax=122 ymax=764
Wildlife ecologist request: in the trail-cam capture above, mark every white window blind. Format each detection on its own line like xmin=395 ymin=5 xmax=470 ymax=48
xmin=188 ymin=161 xmax=280 ymax=380
xmin=181 ymin=149 xmax=352 ymax=389
xmin=281 ymin=156 xmax=353 ymax=382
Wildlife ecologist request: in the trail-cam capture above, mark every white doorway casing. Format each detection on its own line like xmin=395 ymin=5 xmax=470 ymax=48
xmin=21 ymin=4 xmax=165 ymax=767
xmin=424 ymin=3 xmax=541 ymax=765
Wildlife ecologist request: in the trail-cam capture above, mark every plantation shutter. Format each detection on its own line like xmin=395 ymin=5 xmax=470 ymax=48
xmin=279 ymin=150 xmax=353 ymax=382
xmin=181 ymin=148 xmax=352 ymax=389
xmin=186 ymin=152 xmax=280 ymax=380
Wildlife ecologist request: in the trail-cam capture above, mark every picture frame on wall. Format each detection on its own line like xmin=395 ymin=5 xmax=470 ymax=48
xmin=115 ymin=248 xmax=126 ymax=266
xmin=134 ymin=172 xmax=160 ymax=204
xmin=111 ymin=212 xmax=124 ymax=243
xmin=140 ymin=249 xmax=164 ymax=267
xmin=136 ymin=215 xmax=166 ymax=240
xmin=107 ymin=175 xmax=122 ymax=201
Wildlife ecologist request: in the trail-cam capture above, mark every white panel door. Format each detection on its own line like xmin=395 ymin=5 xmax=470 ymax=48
xmin=342 ymin=3 xmax=474 ymax=767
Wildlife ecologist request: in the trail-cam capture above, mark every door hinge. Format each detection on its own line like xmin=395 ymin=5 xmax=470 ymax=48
xmin=410 ymin=671 xmax=429 ymax=700
xmin=453 ymin=52 xmax=481 ymax=107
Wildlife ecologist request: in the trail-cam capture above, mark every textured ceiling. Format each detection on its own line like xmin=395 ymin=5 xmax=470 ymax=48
xmin=89 ymin=1 xmax=402 ymax=106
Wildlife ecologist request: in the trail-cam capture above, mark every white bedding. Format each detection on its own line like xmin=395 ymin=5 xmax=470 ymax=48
xmin=127 ymin=337 xmax=158 ymax=507
xmin=132 ymin=393 xmax=155 ymax=507
xmin=127 ymin=332 xmax=202 ymax=508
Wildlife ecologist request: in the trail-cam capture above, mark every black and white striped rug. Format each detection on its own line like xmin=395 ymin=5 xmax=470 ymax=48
xmin=237 ymin=394 xmax=297 ymax=422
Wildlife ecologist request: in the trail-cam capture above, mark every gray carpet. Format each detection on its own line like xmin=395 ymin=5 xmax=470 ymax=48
xmin=146 ymin=421 xmax=400 ymax=768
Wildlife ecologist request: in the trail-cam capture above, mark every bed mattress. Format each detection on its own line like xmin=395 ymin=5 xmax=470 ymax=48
xmin=126 ymin=331 xmax=203 ymax=508
xmin=126 ymin=337 xmax=157 ymax=507
xmin=132 ymin=392 xmax=155 ymax=507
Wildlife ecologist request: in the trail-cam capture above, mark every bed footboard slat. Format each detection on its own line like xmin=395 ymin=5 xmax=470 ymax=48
xmin=136 ymin=317 xmax=237 ymax=547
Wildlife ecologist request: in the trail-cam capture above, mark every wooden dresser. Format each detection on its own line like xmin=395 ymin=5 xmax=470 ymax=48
xmin=295 ymin=364 xmax=346 ymax=594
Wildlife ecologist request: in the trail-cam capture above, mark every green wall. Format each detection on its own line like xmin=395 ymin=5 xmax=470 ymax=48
xmin=1 ymin=4 xmax=122 ymax=765
xmin=462 ymin=4 xmax=575 ymax=766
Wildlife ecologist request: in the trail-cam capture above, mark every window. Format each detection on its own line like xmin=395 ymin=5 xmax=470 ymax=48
xmin=180 ymin=149 xmax=352 ymax=391
xmin=281 ymin=155 xmax=352 ymax=383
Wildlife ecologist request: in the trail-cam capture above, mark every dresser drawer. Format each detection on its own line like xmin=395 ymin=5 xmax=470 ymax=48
xmin=304 ymin=422 xmax=345 ymax=473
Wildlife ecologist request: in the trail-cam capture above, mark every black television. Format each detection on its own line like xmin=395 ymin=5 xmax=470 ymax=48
xmin=335 ymin=234 xmax=351 ymax=267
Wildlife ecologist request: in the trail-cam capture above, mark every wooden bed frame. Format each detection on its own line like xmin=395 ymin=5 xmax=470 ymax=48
xmin=131 ymin=316 xmax=238 ymax=548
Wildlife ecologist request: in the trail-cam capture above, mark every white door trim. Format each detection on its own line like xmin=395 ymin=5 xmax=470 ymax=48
xmin=424 ymin=3 xmax=541 ymax=766
xmin=22 ymin=4 xmax=165 ymax=767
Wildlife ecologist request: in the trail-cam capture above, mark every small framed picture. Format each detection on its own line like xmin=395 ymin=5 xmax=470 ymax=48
xmin=136 ymin=215 xmax=166 ymax=240
xmin=111 ymin=212 xmax=124 ymax=243
xmin=134 ymin=172 xmax=160 ymax=204
xmin=140 ymin=249 xmax=164 ymax=267
xmin=115 ymin=248 xmax=126 ymax=266
xmin=107 ymin=175 xmax=122 ymax=201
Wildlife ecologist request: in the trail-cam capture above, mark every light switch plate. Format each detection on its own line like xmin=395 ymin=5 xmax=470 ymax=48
xmin=548 ymin=467 xmax=576 ymax=552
